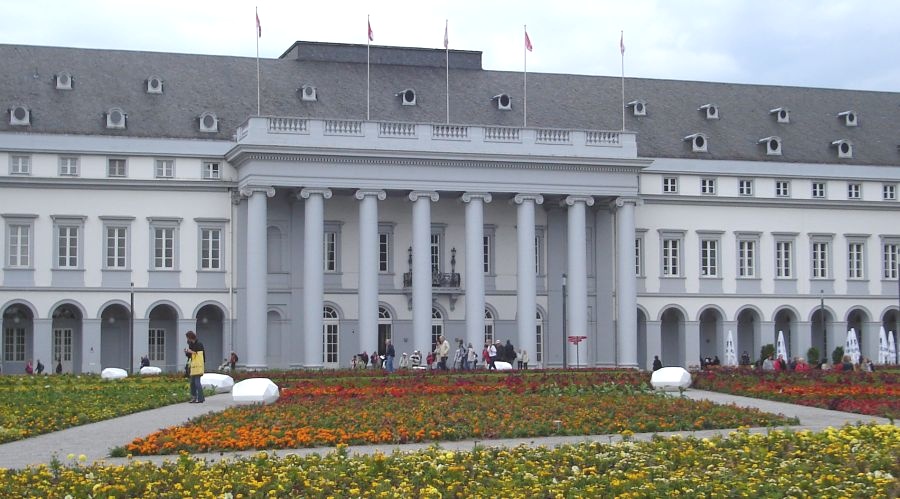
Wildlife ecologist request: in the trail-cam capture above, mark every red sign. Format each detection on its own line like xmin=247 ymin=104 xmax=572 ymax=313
xmin=567 ymin=335 xmax=588 ymax=345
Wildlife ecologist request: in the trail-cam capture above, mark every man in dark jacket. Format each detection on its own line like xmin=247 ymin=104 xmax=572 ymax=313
xmin=505 ymin=340 xmax=517 ymax=366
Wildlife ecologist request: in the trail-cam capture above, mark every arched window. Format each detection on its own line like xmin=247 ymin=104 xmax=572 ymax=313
xmin=378 ymin=306 xmax=392 ymax=345
xmin=323 ymin=306 xmax=339 ymax=367
xmin=431 ymin=308 xmax=443 ymax=350
xmin=535 ymin=310 xmax=544 ymax=363
xmin=484 ymin=308 xmax=495 ymax=345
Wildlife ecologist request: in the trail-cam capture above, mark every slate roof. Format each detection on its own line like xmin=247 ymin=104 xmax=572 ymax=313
xmin=2 ymin=41 xmax=899 ymax=166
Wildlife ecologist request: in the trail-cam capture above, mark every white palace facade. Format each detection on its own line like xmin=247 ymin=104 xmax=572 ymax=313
xmin=1 ymin=41 xmax=898 ymax=373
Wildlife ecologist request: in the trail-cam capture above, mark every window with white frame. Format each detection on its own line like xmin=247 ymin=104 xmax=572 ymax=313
xmin=700 ymin=178 xmax=717 ymax=195
xmin=484 ymin=308 xmax=494 ymax=345
xmin=883 ymin=242 xmax=899 ymax=279
xmin=535 ymin=227 xmax=545 ymax=275
xmin=148 ymin=329 xmax=165 ymax=361
xmin=811 ymin=241 xmax=830 ymax=278
xmin=106 ymin=226 xmax=127 ymax=269
xmin=9 ymin=155 xmax=30 ymax=175
xmin=6 ymin=223 xmax=31 ymax=268
xmin=847 ymin=241 xmax=865 ymax=279
xmin=700 ymin=238 xmax=718 ymax=277
xmin=661 ymin=237 xmax=681 ymax=277
xmin=535 ymin=310 xmax=544 ymax=363
xmin=848 ymin=183 xmax=861 ymax=199
xmin=107 ymin=158 xmax=127 ymax=177
xmin=738 ymin=239 xmax=756 ymax=278
xmin=149 ymin=219 xmax=181 ymax=270
xmin=738 ymin=179 xmax=754 ymax=196
xmin=775 ymin=180 xmax=791 ymax=197
xmin=662 ymin=177 xmax=678 ymax=193
xmin=883 ymin=184 xmax=897 ymax=201
xmin=324 ymin=231 xmax=336 ymax=272
xmin=430 ymin=233 xmax=442 ymax=273
xmin=53 ymin=328 xmax=72 ymax=364
xmin=378 ymin=232 xmax=391 ymax=272
xmin=55 ymin=224 xmax=80 ymax=268
xmin=59 ymin=157 xmax=79 ymax=176
xmin=155 ymin=159 xmax=174 ymax=178
xmin=483 ymin=235 xmax=492 ymax=273
xmin=200 ymin=228 xmax=222 ymax=270
xmin=323 ymin=306 xmax=339 ymax=365
xmin=812 ymin=182 xmax=826 ymax=199
xmin=775 ymin=240 xmax=793 ymax=278
xmin=202 ymin=161 xmax=221 ymax=179
xmin=431 ymin=308 xmax=443 ymax=350
xmin=3 ymin=327 xmax=25 ymax=361
xmin=634 ymin=235 xmax=644 ymax=277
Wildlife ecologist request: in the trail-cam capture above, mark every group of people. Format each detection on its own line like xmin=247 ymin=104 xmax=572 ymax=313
xmin=352 ymin=339 xmax=397 ymax=372
xmin=23 ymin=359 xmax=63 ymax=375
xmin=350 ymin=335 xmax=532 ymax=372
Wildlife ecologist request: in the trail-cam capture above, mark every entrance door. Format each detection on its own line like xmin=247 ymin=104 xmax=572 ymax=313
xmin=53 ymin=328 xmax=73 ymax=373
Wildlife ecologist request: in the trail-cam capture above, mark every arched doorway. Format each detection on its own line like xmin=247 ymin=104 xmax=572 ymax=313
xmin=148 ymin=304 xmax=179 ymax=371
xmin=51 ymin=304 xmax=83 ymax=374
xmin=378 ymin=306 xmax=393 ymax=353
xmin=811 ymin=306 xmax=831 ymax=363
xmin=535 ymin=310 xmax=545 ymax=367
xmin=431 ymin=307 xmax=444 ymax=351
xmin=100 ymin=304 xmax=130 ymax=370
xmin=846 ymin=308 xmax=869 ymax=360
xmin=698 ymin=308 xmax=721 ymax=361
xmin=660 ymin=307 xmax=684 ymax=367
xmin=484 ymin=308 xmax=494 ymax=346
xmin=323 ymin=306 xmax=339 ymax=368
xmin=2 ymin=304 xmax=34 ymax=374
xmin=196 ymin=304 xmax=225 ymax=371
xmin=773 ymin=308 xmax=796 ymax=361
xmin=736 ymin=308 xmax=759 ymax=362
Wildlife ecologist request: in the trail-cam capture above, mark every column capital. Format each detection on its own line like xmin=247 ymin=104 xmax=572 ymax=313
xmin=562 ymin=195 xmax=595 ymax=207
xmin=461 ymin=192 xmax=492 ymax=203
xmin=613 ymin=196 xmax=642 ymax=209
xmin=354 ymin=189 xmax=387 ymax=201
xmin=298 ymin=187 xmax=333 ymax=200
xmin=239 ymin=186 xmax=276 ymax=199
xmin=409 ymin=190 xmax=439 ymax=202
xmin=513 ymin=193 xmax=544 ymax=205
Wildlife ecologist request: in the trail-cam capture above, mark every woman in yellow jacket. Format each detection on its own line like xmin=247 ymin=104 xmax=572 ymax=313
xmin=185 ymin=331 xmax=205 ymax=403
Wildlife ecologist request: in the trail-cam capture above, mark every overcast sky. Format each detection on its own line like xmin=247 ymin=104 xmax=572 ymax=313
xmin=2 ymin=0 xmax=897 ymax=92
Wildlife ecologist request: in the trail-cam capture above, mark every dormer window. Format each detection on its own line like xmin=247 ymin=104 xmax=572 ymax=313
xmin=684 ymin=133 xmax=708 ymax=152
xmin=199 ymin=112 xmax=218 ymax=133
xmin=146 ymin=76 xmax=163 ymax=94
xmin=55 ymin=72 xmax=73 ymax=90
xmin=626 ymin=100 xmax=647 ymax=116
xmin=106 ymin=107 xmax=127 ymax=129
xmin=299 ymin=84 xmax=317 ymax=102
xmin=759 ymin=136 xmax=782 ymax=156
xmin=769 ymin=107 xmax=790 ymax=123
xmin=838 ymin=110 xmax=858 ymax=127
xmin=9 ymin=105 xmax=30 ymax=126
xmin=832 ymin=139 xmax=853 ymax=159
xmin=397 ymin=89 xmax=416 ymax=106
xmin=492 ymin=94 xmax=512 ymax=110
xmin=699 ymin=103 xmax=719 ymax=120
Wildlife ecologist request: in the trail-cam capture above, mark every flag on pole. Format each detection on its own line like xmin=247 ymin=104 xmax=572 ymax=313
xmin=620 ymin=30 xmax=625 ymax=55
xmin=256 ymin=11 xmax=262 ymax=38
xmin=444 ymin=20 xmax=449 ymax=49
xmin=525 ymin=29 xmax=533 ymax=52
xmin=368 ymin=19 xmax=374 ymax=42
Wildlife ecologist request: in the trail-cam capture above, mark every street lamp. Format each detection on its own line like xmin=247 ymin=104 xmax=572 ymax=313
xmin=820 ymin=289 xmax=826 ymax=366
xmin=561 ymin=273 xmax=567 ymax=369
xmin=129 ymin=282 xmax=135 ymax=374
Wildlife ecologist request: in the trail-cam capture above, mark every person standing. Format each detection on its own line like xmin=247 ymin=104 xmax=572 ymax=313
xmin=488 ymin=341 xmax=498 ymax=370
xmin=184 ymin=331 xmax=205 ymax=403
xmin=437 ymin=335 xmax=451 ymax=370
xmin=35 ymin=359 xmax=44 ymax=374
xmin=520 ymin=349 xmax=529 ymax=370
xmin=384 ymin=339 xmax=396 ymax=373
xmin=229 ymin=351 xmax=239 ymax=372
xmin=466 ymin=342 xmax=477 ymax=370
xmin=652 ymin=355 xmax=663 ymax=371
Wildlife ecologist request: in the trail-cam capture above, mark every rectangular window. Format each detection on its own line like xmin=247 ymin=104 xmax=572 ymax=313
xmin=738 ymin=240 xmax=756 ymax=277
xmin=883 ymin=243 xmax=899 ymax=279
xmin=662 ymin=177 xmax=678 ymax=193
xmin=154 ymin=227 xmax=175 ymax=269
xmin=200 ymin=228 xmax=221 ymax=270
xmin=534 ymin=232 xmax=545 ymax=275
xmin=57 ymin=226 xmax=79 ymax=268
xmin=483 ymin=235 xmax=491 ymax=274
xmin=8 ymin=224 xmax=30 ymax=267
xmin=324 ymin=232 xmax=336 ymax=272
xmin=3 ymin=327 xmax=26 ymax=361
xmin=738 ymin=179 xmax=754 ymax=196
xmin=634 ymin=237 xmax=642 ymax=277
xmin=59 ymin=157 xmax=79 ymax=176
xmin=883 ymin=184 xmax=897 ymax=201
xmin=155 ymin=159 xmax=174 ymax=178
xmin=662 ymin=238 xmax=680 ymax=277
xmin=700 ymin=239 xmax=718 ymax=277
xmin=535 ymin=319 xmax=543 ymax=363
xmin=848 ymin=242 xmax=865 ymax=279
xmin=9 ymin=155 xmax=31 ymax=175
xmin=812 ymin=182 xmax=826 ymax=198
xmin=776 ymin=241 xmax=793 ymax=278
xmin=812 ymin=242 xmax=829 ymax=278
xmin=53 ymin=328 xmax=73 ymax=363
xmin=701 ymin=178 xmax=716 ymax=195
xmin=106 ymin=226 xmax=127 ymax=269
xmin=107 ymin=158 xmax=127 ymax=177
xmin=378 ymin=232 xmax=390 ymax=272
xmin=848 ymin=183 xmax=861 ymax=199
xmin=202 ymin=161 xmax=221 ymax=179
xmin=431 ymin=233 xmax=441 ymax=273
xmin=148 ymin=329 xmax=165 ymax=362
xmin=775 ymin=180 xmax=790 ymax=197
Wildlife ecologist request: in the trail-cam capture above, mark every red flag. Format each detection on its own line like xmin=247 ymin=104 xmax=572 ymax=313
xmin=619 ymin=31 xmax=625 ymax=55
xmin=443 ymin=20 xmax=448 ymax=49
xmin=368 ymin=19 xmax=374 ymax=42
xmin=525 ymin=29 xmax=533 ymax=52
xmin=256 ymin=12 xmax=261 ymax=38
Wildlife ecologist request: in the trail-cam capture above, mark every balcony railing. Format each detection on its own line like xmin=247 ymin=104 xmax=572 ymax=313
xmin=402 ymin=271 xmax=461 ymax=289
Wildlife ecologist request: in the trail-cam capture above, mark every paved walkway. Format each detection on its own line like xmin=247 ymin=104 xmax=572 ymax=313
xmin=0 ymin=389 xmax=894 ymax=470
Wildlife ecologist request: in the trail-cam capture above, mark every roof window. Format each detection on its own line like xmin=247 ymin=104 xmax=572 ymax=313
xmin=55 ymin=72 xmax=73 ymax=90
xmin=684 ymin=133 xmax=708 ymax=152
xmin=837 ymin=110 xmax=858 ymax=127
xmin=759 ymin=136 xmax=782 ymax=156
xmin=397 ymin=89 xmax=416 ymax=106
xmin=199 ymin=112 xmax=218 ymax=133
xmin=832 ymin=139 xmax=853 ymax=159
xmin=299 ymin=84 xmax=317 ymax=102
xmin=626 ymin=100 xmax=647 ymax=116
xmin=492 ymin=93 xmax=512 ymax=110
xmin=769 ymin=107 xmax=790 ymax=123
xmin=699 ymin=103 xmax=719 ymax=120
xmin=106 ymin=107 xmax=127 ymax=129
xmin=146 ymin=76 xmax=163 ymax=94
xmin=9 ymin=105 xmax=30 ymax=126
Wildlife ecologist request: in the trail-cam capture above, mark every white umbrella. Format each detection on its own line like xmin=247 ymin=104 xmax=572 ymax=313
xmin=889 ymin=331 xmax=897 ymax=365
xmin=844 ymin=328 xmax=861 ymax=365
xmin=878 ymin=326 xmax=889 ymax=365
xmin=776 ymin=330 xmax=789 ymax=362
xmin=724 ymin=330 xmax=738 ymax=366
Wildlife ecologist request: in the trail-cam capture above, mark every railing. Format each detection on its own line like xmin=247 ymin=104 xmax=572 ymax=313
xmin=536 ymin=128 xmax=571 ymax=144
xmin=585 ymin=130 xmax=620 ymax=146
xmin=379 ymin=122 xmax=417 ymax=138
xmin=484 ymin=126 xmax=520 ymax=142
xmin=268 ymin=117 xmax=308 ymax=134
xmin=403 ymin=271 xmax=461 ymax=288
xmin=324 ymin=120 xmax=364 ymax=136
xmin=432 ymin=124 xmax=469 ymax=140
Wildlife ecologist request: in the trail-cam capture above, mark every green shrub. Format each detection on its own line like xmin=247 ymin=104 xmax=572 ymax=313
xmin=806 ymin=347 xmax=820 ymax=365
xmin=831 ymin=346 xmax=845 ymax=365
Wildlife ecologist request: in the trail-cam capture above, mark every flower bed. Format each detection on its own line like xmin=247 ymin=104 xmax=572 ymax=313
xmin=691 ymin=369 xmax=900 ymax=419
xmin=0 ymin=374 xmax=190 ymax=443
xmin=4 ymin=425 xmax=898 ymax=497
xmin=125 ymin=371 xmax=796 ymax=454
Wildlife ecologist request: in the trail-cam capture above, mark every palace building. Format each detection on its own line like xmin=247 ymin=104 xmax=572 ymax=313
xmin=1 ymin=40 xmax=898 ymax=373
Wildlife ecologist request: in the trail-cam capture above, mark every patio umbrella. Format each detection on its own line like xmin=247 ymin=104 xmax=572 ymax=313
xmin=878 ymin=326 xmax=889 ymax=365
xmin=724 ymin=330 xmax=738 ymax=366
xmin=776 ymin=330 xmax=789 ymax=362
xmin=844 ymin=328 xmax=861 ymax=365
xmin=889 ymin=331 xmax=897 ymax=365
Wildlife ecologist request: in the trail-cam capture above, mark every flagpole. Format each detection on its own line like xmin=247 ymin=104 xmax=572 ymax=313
xmin=620 ymin=30 xmax=625 ymax=131
xmin=256 ymin=7 xmax=261 ymax=116
xmin=523 ymin=25 xmax=528 ymax=128
xmin=367 ymin=15 xmax=371 ymax=121
xmin=445 ymin=19 xmax=450 ymax=124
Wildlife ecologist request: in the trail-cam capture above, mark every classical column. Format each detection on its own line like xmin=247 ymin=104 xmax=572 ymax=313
xmin=683 ymin=320 xmax=700 ymax=369
xmin=81 ymin=318 xmax=102 ymax=374
xmin=614 ymin=197 xmax=639 ymax=368
xmin=514 ymin=193 xmax=543 ymax=366
xmin=300 ymin=188 xmax=332 ymax=369
xmin=564 ymin=195 xmax=594 ymax=367
xmin=241 ymin=186 xmax=275 ymax=370
xmin=355 ymin=189 xmax=386 ymax=356
xmin=795 ymin=321 xmax=812 ymax=362
xmin=462 ymin=192 xmax=492 ymax=352
xmin=645 ymin=320 xmax=662 ymax=369
xmin=32 ymin=318 xmax=52 ymax=373
xmin=410 ymin=191 xmax=439 ymax=356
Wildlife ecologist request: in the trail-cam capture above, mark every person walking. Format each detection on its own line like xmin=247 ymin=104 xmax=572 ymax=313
xmin=184 ymin=331 xmax=205 ymax=403
xmin=488 ymin=341 xmax=499 ymax=370
xmin=466 ymin=342 xmax=477 ymax=370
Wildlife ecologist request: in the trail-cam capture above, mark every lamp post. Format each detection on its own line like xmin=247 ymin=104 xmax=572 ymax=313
xmin=561 ymin=273 xmax=567 ymax=369
xmin=820 ymin=289 xmax=826 ymax=366
xmin=129 ymin=282 xmax=135 ymax=374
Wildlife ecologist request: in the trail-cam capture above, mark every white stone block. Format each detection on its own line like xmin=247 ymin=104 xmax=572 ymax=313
xmin=494 ymin=361 xmax=513 ymax=371
xmin=201 ymin=373 xmax=235 ymax=393
xmin=650 ymin=367 xmax=692 ymax=391
xmin=139 ymin=366 xmax=162 ymax=376
xmin=100 ymin=367 xmax=128 ymax=380
xmin=232 ymin=378 xmax=280 ymax=405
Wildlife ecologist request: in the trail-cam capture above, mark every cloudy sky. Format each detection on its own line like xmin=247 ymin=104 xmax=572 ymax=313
xmin=1 ymin=0 xmax=896 ymax=92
